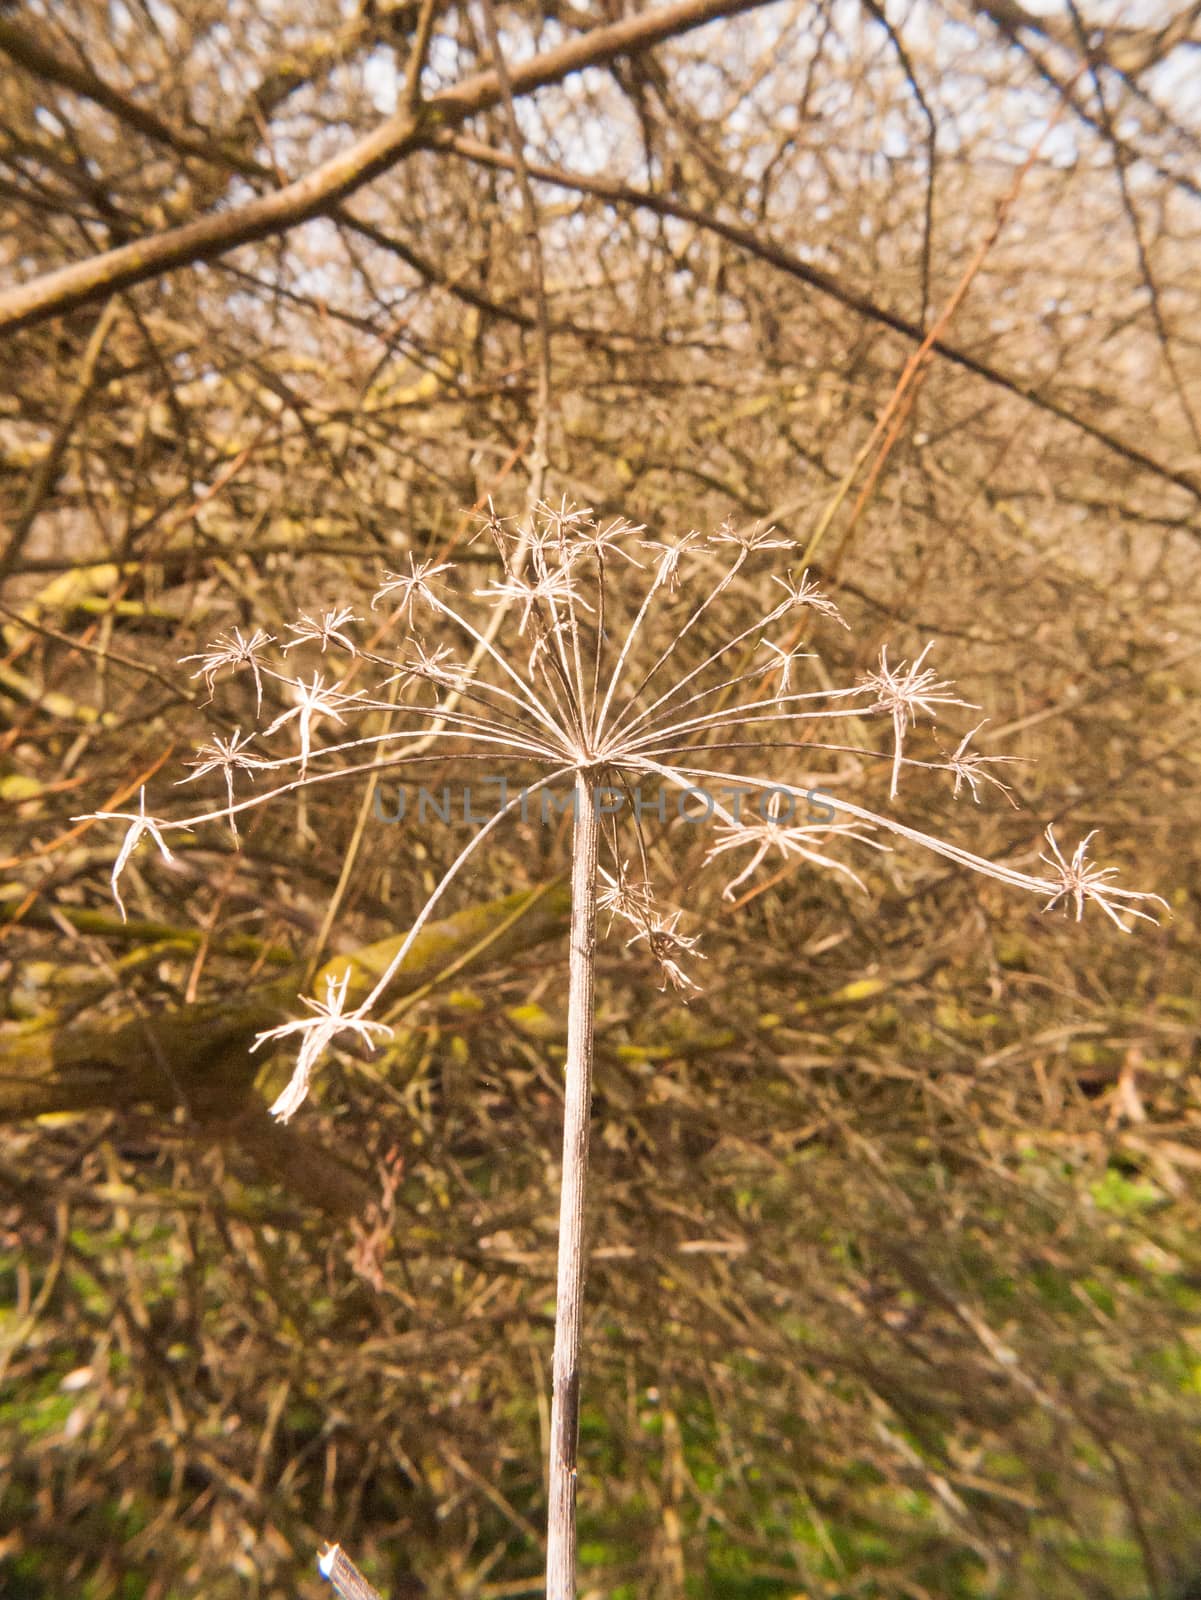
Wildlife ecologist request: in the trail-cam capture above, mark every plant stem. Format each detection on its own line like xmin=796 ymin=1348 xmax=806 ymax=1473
xmin=546 ymin=773 xmax=600 ymax=1598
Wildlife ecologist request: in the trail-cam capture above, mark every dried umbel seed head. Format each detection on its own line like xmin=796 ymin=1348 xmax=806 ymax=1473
xmin=73 ymin=787 xmax=191 ymax=923
xmin=180 ymin=626 xmax=274 ymax=709
xmin=282 ymin=606 xmax=362 ymax=655
xmin=860 ymin=642 xmax=974 ymax=799
xmin=626 ymin=911 xmax=706 ymax=994
xmin=252 ymin=971 xmax=393 ymax=1123
xmin=1039 ymin=826 xmax=1168 ymax=931
xmin=81 ymin=504 xmax=1165 ymax=1119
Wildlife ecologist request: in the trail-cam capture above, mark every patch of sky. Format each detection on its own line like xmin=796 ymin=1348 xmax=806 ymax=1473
xmin=186 ymin=19 xmax=257 ymax=125
xmin=1145 ymin=45 xmax=1201 ymax=122
xmin=142 ymin=0 xmax=177 ymax=41
xmin=363 ymin=47 xmax=399 ymax=117
xmin=659 ymin=215 xmax=695 ymax=257
xmin=1026 ymin=120 xmax=1080 ymax=170
xmin=419 ymin=11 xmax=570 ymax=100
xmin=33 ymin=107 xmax=66 ymax=138
xmin=220 ymin=286 xmax=265 ymax=332
xmin=106 ymin=0 xmax=134 ymax=39
xmin=524 ymin=69 xmax=617 ymax=166
xmin=423 ymin=29 xmax=467 ymax=94
xmin=270 ymin=216 xmax=352 ymax=311
xmin=880 ymin=110 xmax=915 ymax=161
xmin=510 ymin=93 xmax=548 ymax=150
xmin=527 ymin=14 xmax=566 ymax=65
xmin=215 ymin=177 xmax=258 ymax=212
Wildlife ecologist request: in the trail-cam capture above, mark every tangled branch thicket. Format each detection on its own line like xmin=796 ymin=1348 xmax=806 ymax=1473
xmin=80 ymin=501 xmax=1166 ymax=1595
xmin=2 ymin=0 xmax=1200 ymax=1595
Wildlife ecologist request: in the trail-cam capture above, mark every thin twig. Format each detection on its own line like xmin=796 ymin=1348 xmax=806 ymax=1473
xmin=0 ymin=298 xmax=120 ymax=584
xmin=805 ymin=64 xmax=1083 ymax=576
xmin=478 ymin=0 xmax=553 ymax=510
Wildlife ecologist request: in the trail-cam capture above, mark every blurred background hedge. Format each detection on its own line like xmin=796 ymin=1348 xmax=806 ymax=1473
xmin=1 ymin=0 xmax=1199 ymax=1594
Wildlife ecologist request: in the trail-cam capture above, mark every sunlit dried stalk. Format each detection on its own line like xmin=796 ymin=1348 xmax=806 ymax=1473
xmin=78 ymin=502 xmax=1167 ymax=1599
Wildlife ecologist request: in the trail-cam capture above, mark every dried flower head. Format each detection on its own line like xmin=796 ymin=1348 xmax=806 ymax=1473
xmin=372 ymin=555 xmax=451 ymax=619
xmin=568 ymin=515 xmax=646 ymax=567
xmin=709 ymin=519 xmax=794 ymax=553
xmin=252 ymin=970 xmax=394 ymax=1122
xmin=177 ymin=729 xmax=264 ymax=836
xmin=944 ymin=722 xmax=1021 ymax=805
xmin=639 ymin=528 xmax=704 ymax=593
xmin=84 ymin=500 xmax=1169 ymax=1600
xmin=705 ymin=793 xmax=882 ymax=901
xmin=1039 ymin=827 xmax=1167 ymax=932
xmin=475 ymin=569 xmax=595 ymax=635
xmin=263 ymin=672 xmax=366 ymax=776
xmin=626 ymin=911 xmax=706 ymax=994
xmin=861 ymin=642 xmax=975 ymax=800
xmin=180 ymin=627 xmax=274 ymax=710
xmin=402 ymin=640 xmax=475 ymax=694
xmin=74 ymin=786 xmax=190 ymax=922
xmin=759 ymin=639 xmax=813 ymax=700
xmin=282 ymin=605 xmax=361 ymax=654
xmin=769 ymin=569 xmax=848 ymax=627
xmin=94 ymin=503 xmax=1161 ymax=1109
xmin=597 ymin=863 xmax=658 ymax=933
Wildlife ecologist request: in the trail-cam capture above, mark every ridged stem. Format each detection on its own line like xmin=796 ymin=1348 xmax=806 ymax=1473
xmin=545 ymin=773 xmax=600 ymax=1598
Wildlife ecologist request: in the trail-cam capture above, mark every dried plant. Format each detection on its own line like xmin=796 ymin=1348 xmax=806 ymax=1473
xmin=77 ymin=502 xmax=1166 ymax=1598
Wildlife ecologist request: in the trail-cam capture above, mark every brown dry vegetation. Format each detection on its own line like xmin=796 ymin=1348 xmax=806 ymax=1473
xmin=1 ymin=1 xmax=1200 ymax=1597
